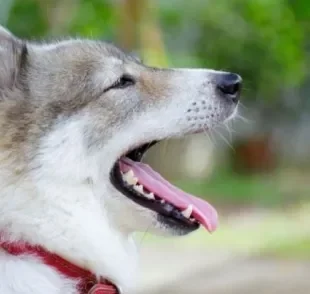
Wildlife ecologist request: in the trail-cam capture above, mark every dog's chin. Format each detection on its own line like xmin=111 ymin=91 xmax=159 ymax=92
xmin=143 ymin=208 xmax=201 ymax=237
xmin=155 ymin=214 xmax=200 ymax=236
xmin=109 ymin=193 xmax=199 ymax=236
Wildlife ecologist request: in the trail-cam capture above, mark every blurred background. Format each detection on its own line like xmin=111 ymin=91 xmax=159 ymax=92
xmin=1 ymin=0 xmax=310 ymax=293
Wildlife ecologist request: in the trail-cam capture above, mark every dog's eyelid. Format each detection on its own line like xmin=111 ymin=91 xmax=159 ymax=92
xmin=118 ymin=74 xmax=135 ymax=87
xmin=104 ymin=74 xmax=135 ymax=92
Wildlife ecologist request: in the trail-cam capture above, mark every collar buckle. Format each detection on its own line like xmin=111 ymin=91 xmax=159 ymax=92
xmin=87 ymin=283 xmax=122 ymax=294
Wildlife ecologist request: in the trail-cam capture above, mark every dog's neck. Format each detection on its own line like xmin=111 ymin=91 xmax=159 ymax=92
xmin=0 ymin=236 xmax=120 ymax=294
xmin=0 ymin=169 xmax=138 ymax=292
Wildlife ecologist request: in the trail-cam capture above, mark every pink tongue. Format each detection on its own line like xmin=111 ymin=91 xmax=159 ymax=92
xmin=119 ymin=157 xmax=218 ymax=232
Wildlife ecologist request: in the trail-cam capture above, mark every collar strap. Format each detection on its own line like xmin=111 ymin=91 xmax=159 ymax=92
xmin=0 ymin=238 xmax=120 ymax=294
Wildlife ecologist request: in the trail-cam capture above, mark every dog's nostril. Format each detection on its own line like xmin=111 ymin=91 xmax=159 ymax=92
xmin=216 ymin=73 xmax=242 ymax=103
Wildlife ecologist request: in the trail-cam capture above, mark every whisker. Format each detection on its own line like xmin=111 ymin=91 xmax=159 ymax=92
xmin=161 ymin=139 xmax=170 ymax=159
xmin=202 ymin=127 xmax=215 ymax=147
xmin=137 ymin=225 xmax=151 ymax=251
xmin=222 ymin=123 xmax=233 ymax=142
xmin=235 ymin=113 xmax=254 ymax=124
xmin=214 ymin=127 xmax=235 ymax=151
xmin=208 ymin=129 xmax=218 ymax=147
xmin=238 ymin=102 xmax=248 ymax=110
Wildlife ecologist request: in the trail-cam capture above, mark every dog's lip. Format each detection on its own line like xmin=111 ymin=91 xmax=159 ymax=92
xmin=119 ymin=157 xmax=218 ymax=232
xmin=124 ymin=141 xmax=158 ymax=162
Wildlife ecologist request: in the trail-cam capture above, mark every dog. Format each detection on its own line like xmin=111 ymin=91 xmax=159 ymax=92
xmin=0 ymin=25 xmax=241 ymax=294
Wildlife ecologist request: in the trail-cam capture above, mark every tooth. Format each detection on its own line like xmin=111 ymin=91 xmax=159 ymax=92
xmin=129 ymin=177 xmax=138 ymax=185
xmin=160 ymin=199 xmax=165 ymax=204
xmin=123 ymin=170 xmax=138 ymax=185
xmin=133 ymin=184 xmax=144 ymax=194
xmin=126 ymin=169 xmax=134 ymax=177
xmin=144 ymin=192 xmax=155 ymax=200
xmin=181 ymin=205 xmax=193 ymax=219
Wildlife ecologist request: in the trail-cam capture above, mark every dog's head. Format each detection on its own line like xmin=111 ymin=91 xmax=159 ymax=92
xmin=0 ymin=27 xmax=241 ymax=237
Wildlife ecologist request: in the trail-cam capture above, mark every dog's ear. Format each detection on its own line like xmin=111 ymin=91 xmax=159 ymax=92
xmin=0 ymin=26 xmax=26 ymax=90
xmin=0 ymin=26 xmax=15 ymax=42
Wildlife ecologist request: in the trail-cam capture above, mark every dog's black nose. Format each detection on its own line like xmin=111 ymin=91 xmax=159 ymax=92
xmin=216 ymin=73 xmax=242 ymax=103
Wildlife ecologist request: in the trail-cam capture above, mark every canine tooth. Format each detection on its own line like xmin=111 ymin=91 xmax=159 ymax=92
xmin=144 ymin=192 xmax=155 ymax=200
xmin=129 ymin=176 xmax=138 ymax=185
xmin=127 ymin=169 xmax=134 ymax=177
xmin=123 ymin=170 xmax=138 ymax=185
xmin=181 ymin=205 xmax=193 ymax=219
xmin=134 ymin=184 xmax=144 ymax=194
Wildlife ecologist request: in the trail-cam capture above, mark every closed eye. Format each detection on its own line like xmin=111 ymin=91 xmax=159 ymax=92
xmin=106 ymin=74 xmax=136 ymax=91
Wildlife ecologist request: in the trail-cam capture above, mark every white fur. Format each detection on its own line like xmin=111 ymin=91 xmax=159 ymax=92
xmin=0 ymin=118 xmax=139 ymax=293
xmin=0 ymin=250 xmax=78 ymax=294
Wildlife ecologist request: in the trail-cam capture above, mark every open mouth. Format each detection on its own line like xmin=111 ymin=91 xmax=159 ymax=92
xmin=110 ymin=142 xmax=218 ymax=233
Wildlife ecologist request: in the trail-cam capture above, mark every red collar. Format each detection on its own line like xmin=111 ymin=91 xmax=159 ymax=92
xmin=0 ymin=238 xmax=120 ymax=294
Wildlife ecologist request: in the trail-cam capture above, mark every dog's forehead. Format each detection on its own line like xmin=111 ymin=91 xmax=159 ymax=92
xmin=52 ymin=40 xmax=144 ymax=84
xmin=34 ymin=40 xmax=145 ymax=86
xmin=44 ymin=40 xmax=140 ymax=66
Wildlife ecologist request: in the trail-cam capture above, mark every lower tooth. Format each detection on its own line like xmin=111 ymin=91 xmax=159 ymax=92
xmin=181 ymin=205 xmax=193 ymax=218
xmin=144 ymin=192 xmax=155 ymax=200
xmin=134 ymin=184 xmax=144 ymax=194
xmin=160 ymin=199 xmax=165 ymax=204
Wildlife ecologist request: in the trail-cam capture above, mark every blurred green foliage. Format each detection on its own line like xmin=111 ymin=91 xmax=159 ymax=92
xmin=142 ymin=203 xmax=310 ymax=259
xmin=262 ymin=237 xmax=310 ymax=260
xmin=160 ymin=0 xmax=308 ymax=100
xmin=5 ymin=0 xmax=116 ymax=39
xmin=7 ymin=0 xmax=47 ymax=38
xmin=69 ymin=0 xmax=116 ymax=38
xmin=175 ymin=168 xmax=310 ymax=208
xmin=1 ymin=0 xmax=309 ymax=102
